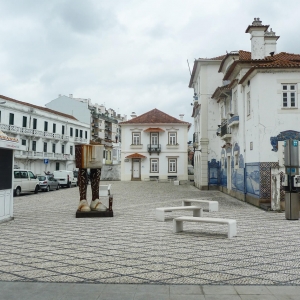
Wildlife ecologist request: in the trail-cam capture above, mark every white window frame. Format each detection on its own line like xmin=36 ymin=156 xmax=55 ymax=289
xmin=233 ymin=90 xmax=238 ymax=114
xmin=169 ymin=132 xmax=177 ymax=145
xmin=282 ymin=84 xmax=297 ymax=108
xmin=168 ymin=158 xmax=177 ymax=173
xmin=150 ymin=158 xmax=159 ymax=173
xmin=150 ymin=133 xmax=158 ymax=145
xmin=132 ymin=132 xmax=141 ymax=145
xmin=247 ymin=92 xmax=251 ymax=116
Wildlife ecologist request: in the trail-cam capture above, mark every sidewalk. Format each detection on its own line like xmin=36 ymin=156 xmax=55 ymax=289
xmin=1 ymin=181 xmax=300 ymax=298
xmin=2 ymin=282 xmax=300 ymax=300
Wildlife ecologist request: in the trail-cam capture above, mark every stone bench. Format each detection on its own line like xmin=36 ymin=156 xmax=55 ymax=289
xmin=156 ymin=206 xmax=203 ymax=222
xmin=173 ymin=216 xmax=237 ymax=239
xmin=182 ymin=199 xmax=218 ymax=212
xmin=99 ymin=184 xmax=111 ymax=197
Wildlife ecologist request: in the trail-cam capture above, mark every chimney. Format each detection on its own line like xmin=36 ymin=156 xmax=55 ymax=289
xmin=179 ymin=114 xmax=184 ymax=121
xmin=246 ymin=18 xmax=269 ymax=60
xmin=130 ymin=112 xmax=137 ymax=119
xmin=69 ymin=94 xmax=73 ymax=98
xmin=264 ymin=28 xmax=280 ymax=57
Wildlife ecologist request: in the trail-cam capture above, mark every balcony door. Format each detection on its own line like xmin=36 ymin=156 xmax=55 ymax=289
xmin=150 ymin=133 xmax=158 ymax=148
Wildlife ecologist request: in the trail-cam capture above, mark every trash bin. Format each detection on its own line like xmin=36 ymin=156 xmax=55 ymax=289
xmin=285 ymin=192 xmax=300 ymax=220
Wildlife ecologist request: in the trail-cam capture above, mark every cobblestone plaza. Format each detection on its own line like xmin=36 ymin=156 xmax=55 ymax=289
xmin=1 ymin=181 xmax=300 ymax=287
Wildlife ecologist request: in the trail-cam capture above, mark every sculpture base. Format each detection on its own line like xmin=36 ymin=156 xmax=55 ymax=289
xmin=76 ymin=209 xmax=114 ymax=218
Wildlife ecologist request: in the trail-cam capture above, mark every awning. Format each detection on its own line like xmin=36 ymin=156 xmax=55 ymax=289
xmin=125 ymin=153 xmax=147 ymax=159
xmin=144 ymin=127 xmax=165 ymax=132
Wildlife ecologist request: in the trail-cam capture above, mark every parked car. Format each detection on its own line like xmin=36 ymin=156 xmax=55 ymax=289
xmin=13 ymin=169 xmax=39 ymax=196
xmin=53 ymin=170 xmax=77 ymax=188
xmin=38 ymin=175 xmax=60 ymax=192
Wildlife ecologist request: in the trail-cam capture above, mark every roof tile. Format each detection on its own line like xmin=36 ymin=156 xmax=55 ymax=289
xmin=120 ymin=108 xmax=190 ymax=125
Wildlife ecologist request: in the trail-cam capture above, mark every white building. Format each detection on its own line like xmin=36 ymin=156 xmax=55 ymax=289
xmin=0 ymin=95 xmax=89 ymax=175
xmin=46 ymin=94 xmax=127 ymax=164
xmin=190 ymin=18 xmax=300 ymax=209
xmin=119 ymin=109 xmax=191 ymax=181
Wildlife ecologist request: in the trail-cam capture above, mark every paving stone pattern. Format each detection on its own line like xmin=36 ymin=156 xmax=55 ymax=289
xmin=1 ymin=181 xmax=300 ymax=285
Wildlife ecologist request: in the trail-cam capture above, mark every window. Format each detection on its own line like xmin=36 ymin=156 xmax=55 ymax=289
xmin=75 ymin=129 xmax=79 ymax=137
xmin=33 ymin=118 xmax=37 ymax=129
xmin=70 ymin=145 xmax=73 ymax=155
xmin=55 ymin=162 xmax=59 ymax=170
xmin=282 ymin=84 xmax=297 ymax=108
xmin=220 ymin=105 xmax=225 ymax=120
xmin=32 ymin=141 xmax=36 ymax=151
xmin=9 ymin=113 xmax=14 ymax=125
xmin=52 ymin=143 xmax=56 ymax=153
xmin=233 ymin=90 xmax=238 ymax=114
xmin=80 ymin=130 xmax=83 ymax=138
xmin=53 ymin=123 xmax=56 ymax=133
xmin=62 ymin=125 xmax=65 ymax=135
xmin=62 ymin=144 xmax=65 ymax=154
xmin=247 ymin=92 xmax=251 ymax=116
xmin=132 ymin=133 xmax=141 ymax=145
xmin=168 ymin=158 xmax=177 ymax=173
xmin=44 ymin=121 xmax=48 ymax=132
xmin=150 ymin=133 xmax=158 ymax=145
xmin=150 ymin=158 xmax=159 ymax=173
xmin=70 ymin=127 xmax=73 ymax=137
xmin=22 ymin=139 xmax=26 ymax=146
xmin=22 ymin=116 xmax=27 ymax=128
xmin=28 ymin=171 xmax=35 ymax=179
xmin=43 ymin=142 xmax=47 ymax=153
xmin=169 ymin=133 xmax=177 ymax=145
xmin=85 ymin=131 xmax=87 ymax=139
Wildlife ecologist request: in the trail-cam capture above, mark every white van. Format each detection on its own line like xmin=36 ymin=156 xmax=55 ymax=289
xmin=13 ymin=169 xmax=40 ymax=196
xmin=53 ymin=170 xmax=77 ymax=188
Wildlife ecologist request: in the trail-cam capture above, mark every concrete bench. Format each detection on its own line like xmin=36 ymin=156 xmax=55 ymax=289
xmin=99 ymin=184 xmax=111 ymax=197
xmin=156 ymin=206 xmax=203 ymax=222
xmin=173 ymin=216 xmax=237 ymax=239
xmin=182 ymin=199 xmax=218 ymax=212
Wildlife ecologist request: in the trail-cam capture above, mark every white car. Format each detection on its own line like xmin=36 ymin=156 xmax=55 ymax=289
xmin=13 ymin=169 xmax=39 ymax=196
xmin=53 ymin=170 xmax=77 ymax=188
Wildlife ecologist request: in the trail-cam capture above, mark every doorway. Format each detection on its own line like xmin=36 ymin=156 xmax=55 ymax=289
xmin=132 ymin=159 xmax=141 ymax=180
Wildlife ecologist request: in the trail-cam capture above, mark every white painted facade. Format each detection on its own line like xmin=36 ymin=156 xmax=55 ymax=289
xmin=120 ymin=113 xmax=190 ymax=181
xmin=0 ymin=96 xmax=89 ymax=175
xmin=190 ymin=18 xmax=300 ymax=208
xmin=45 ymin=94 xmax=126 ymax=164
xmin=190 ymin=60 xmax=224 ymax=189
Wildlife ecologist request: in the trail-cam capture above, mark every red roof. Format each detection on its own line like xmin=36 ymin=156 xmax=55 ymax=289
xmin=144 ymin=127 xmax=165 ymax=132
xmin=120 ymin=108 xmax=190 ymax=125
xmin=125 ymin=153 xmax=146 ymax=159
xmin=239 ymin=60 xmax=300 ymax=84
xmin=221 ymin=51 xmax=300 ymax=80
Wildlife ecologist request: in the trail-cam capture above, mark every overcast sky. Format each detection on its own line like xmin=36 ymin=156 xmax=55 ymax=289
xmin=1 ymin=0 xmax=300 ymax=139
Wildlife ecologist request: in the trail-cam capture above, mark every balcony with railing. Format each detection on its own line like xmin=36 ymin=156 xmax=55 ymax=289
xmin=147 ymin=144 xmax=161 ymax=155
xmin=14 ymin=150 xmax=75 ymax=161
xmin=220 ymin=120 xmax=232 ymax=140
xmin=74 ymin=137 xmax=88 ymax=143
xmin=228 ymin=115 xmax=239 ymax=127
xmin=0 ymin=124 xmax=69 ymax=141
